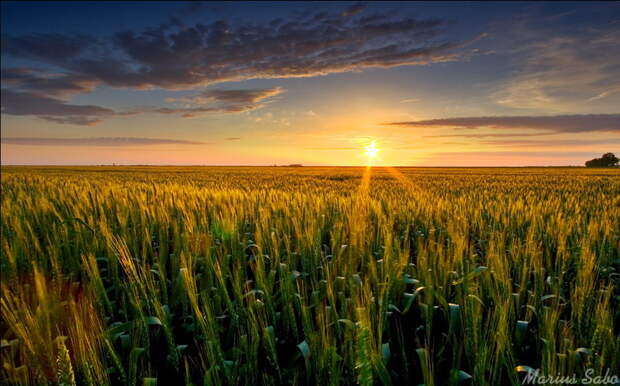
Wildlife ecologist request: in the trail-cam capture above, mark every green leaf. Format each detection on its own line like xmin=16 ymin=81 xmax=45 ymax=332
xmin=451 ymin=369 xmax=472 ymax=382
xmin=515 ymin=365 xmax=536 ymax=373
xmin=145 ymin=316 xmax=163 ymax=326
xmin=416 ymin=348 xmax=427 ymax=361
xmin=382 ymin=342 xmax=391 ymax=363
xmin=515 ymin=320 xmax=529 ymax=347
xmin=452 ymin=266 xmax=488 ymax=286
xmin=297 ymin=340 xmax=311 ymax=370
xmin=541 ymin=294 xmax=566 ymax=304
xmin=466 ymin=294 xmax=485 ymax=307
xmin=402 ymin=287 xmax=425 ymax=314
xmin=388 ymin=304 xmax=401 ymax=314
xmin=337 ymin=319 xmax=357 ymax=330
xmin=448 ymin=303 xmax=461 ymax=333
xmin=574 ymin=347 xmax=591 ymax=362
xmin=264 ymin=325 xmax=275 ymax=339
xmin=457 ymin=370 xmax=472 ymax=382
xmin=403 ymin=274 xmax=419 ymax=285
xmin=297 ymin=340 xmax=310 ymax=360
xmin=107 ymin=321 xmax=135 ymax=337
xmin=129 ymin=347 xmax=146 ymax=386
xmin=143 ymin=377 xmax=157 ymax=386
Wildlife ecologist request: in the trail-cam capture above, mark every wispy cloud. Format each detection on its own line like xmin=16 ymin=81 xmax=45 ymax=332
xmin=1 ymin=137 xmax=208 ymax=146
xmin=425 ymin=133 xmax=552 ymax=138
xmin=489 ymin=12 xmax=620 ymax=112
xmin=387 ymin=114 xmax=620 ymax=133
xmin=224 ymin=137 xmax=241 ymax=141
xmin=479 ymin=138 xmax=620 ymax=147
xmin=160 ymin=87 xmax=283 ymax=116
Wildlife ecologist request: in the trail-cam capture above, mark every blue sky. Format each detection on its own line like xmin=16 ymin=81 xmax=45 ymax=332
xmin=1 ymin=1 xmax=619 ymax=165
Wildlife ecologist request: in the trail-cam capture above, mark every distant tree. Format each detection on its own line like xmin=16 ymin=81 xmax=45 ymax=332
xmin=585 ymin=152 xmax=619 ymax=167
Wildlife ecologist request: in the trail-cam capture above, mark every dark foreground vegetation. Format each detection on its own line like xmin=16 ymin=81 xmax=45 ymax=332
xmin=585 ymin=152 xmax=619 ymax=167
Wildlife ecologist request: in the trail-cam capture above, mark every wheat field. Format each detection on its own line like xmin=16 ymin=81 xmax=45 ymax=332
xmin=1 ymin=166 xmax=619 ymax=385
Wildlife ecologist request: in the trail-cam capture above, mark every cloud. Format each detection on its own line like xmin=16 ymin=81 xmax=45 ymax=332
xmin=0 ymin=84 xmax=281 ymax=123
xmin=204 ymin=88 xmax=283 ymax=105
xmin=1 ymin=8 xmax=474 ymax=125
xmin=38 ymin=116 xmax=106 ymax=126
xmin=162 ymin=87 xmax=283 ymax=116
xmin=1 ymin=137 xmax=208 ymax=146
xmin=489 ymin=13 xmax=620 ymax=112
xmin=1 ymin=68 xmax=100 ymax=97
xmin=153 ymin=87 xmax=283 ymax=117
xmin=342 ymin=2 xmax=367 ymax=17
xmin=1 ymin=88 xmax=115 ymax=126
xmin=425 ymin=133 xmax=552 ymax=138
xmin=225 ymin=137 xmax=241 ymax=141
xmin=387 ymin=114 xmax=620 ymax=133
xmin=478 ymin=138 xmax=620 ymax=147
xmin=3 ymin=10 xmax=464 ymax=90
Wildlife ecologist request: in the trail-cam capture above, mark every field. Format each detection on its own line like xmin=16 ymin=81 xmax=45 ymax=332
xmin=1 ymin=166 xmax=619 ymax=385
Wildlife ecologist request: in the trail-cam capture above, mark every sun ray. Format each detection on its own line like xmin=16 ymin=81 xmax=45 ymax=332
xmin=359 ymin=165 xmax=372 ymax=194
xmin=385 ymin=166 xmax=422 ymax=194
xmin=347 ymin=165 xmax=373 ymax=254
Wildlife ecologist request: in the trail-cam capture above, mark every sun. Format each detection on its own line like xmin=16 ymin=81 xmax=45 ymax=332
xmin=364 ymin=141 xmax=379 ymax=159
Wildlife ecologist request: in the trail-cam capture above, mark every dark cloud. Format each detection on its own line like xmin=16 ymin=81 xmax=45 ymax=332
xmin=201 ymin=88 xmax=283 ymax=105
xmin=3 ymin=10 xmax=462 ymax=90
xmin=1 ymin=137 xmax=207 ymax=146
xmin=342 ymin=2 xmax=367 ymax=17
xmin=39 ymin=116 xmax=106 ymax=126
xmin=159 ymin=87 xmax=283 ymax=116
xmin=0 ymin=83 xmax=280 ymax=124
xmin=1 ymin=9 xmax=469 ymax=125
xmin=225 ymin=137 xmax=241 ymax=141
xmin=387 ymin=114 xmax=620 ymax=133
xmin=1 ymin=88 xmax=115 ymax=126
xmin=1 ymin=68 xmax=99 ymax=97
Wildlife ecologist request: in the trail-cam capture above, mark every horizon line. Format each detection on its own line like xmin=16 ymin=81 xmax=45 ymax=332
xmin=0 ymin=164 xmax=606 ymax=168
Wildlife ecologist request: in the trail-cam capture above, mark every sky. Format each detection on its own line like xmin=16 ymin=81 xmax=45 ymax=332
xmin=1 ymin=1 xmax=619 ymax=166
